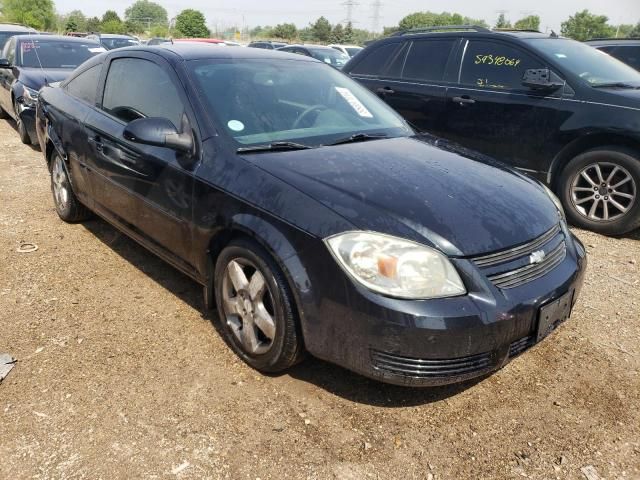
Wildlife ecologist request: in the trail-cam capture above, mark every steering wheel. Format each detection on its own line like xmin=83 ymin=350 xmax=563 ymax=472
xmin=292 ymin=105 xmax=327 ymax=129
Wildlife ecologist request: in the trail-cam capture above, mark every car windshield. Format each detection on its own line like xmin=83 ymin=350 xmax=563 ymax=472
xmin=102 ymin=38 xmax=139 ymax=49
xmin=188 ymin=59 xmax=411 ymax=147
xmin=308 ymin=48 xmax=349 ymax=68
xmin=0 ymin=32 xmax=26 ymax=50
xmin=525 ymin=38 xmax=640 ymax=87
xmin=346 ymin=47 xmax=363 ymax=57
xmin=18 ymin=40 xmax=105 ymax=68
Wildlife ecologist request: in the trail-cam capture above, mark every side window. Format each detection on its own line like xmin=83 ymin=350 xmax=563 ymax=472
xmin=402 ymin=39 xmax=456 ymax=82
xmin=102 ymin=58 xmax=185 ymax=129
xmin=608 ymin=46 xmax=640 ymax=71
xmin=460 ymin=40 xmax=544 ymax=90
xmin=5 ymin=38 xmax=16 ymax=64
xmin=350 ymin=43 xmax=402 ymax=76
xmin=65 ymin=64 xmax=102 ymax=104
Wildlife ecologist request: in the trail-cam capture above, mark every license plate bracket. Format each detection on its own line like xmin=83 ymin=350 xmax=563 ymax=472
xmin=537 ymin=290 xmax=574 ymax=342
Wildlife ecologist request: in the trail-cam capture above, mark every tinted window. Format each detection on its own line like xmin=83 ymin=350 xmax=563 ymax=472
xmin=605 ymin=46 xmax=640 ymax=71
xmin=102 ymin=58 xmax=184 ymax=128
xmin=102 ymin=38 xmax=139 ymax=50
xmin=0 ymin=32 xmax=27 ymax=51
xmin=18 ymin=39 xmax=104 ymax=68
xmin=461 ymin=40 xmax=543 ymax=90
xmin=402 ymin=39 xmax=456 ymax=82
xmin=308 ymin=48 xmax=349 ymax=68
xmin=350 ymin=43 xmax=402 ymax=76
xmin=65 ymin=64 xmax=102 ymax=104
xmin=525 ymin=38 xmax=640 ymax=87
xmin=4 ymin=37 xmax=16 ymax=64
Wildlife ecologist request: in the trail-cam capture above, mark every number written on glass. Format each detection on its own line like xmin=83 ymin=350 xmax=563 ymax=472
xmin=474 ymin=54 xmax=521 ymax=68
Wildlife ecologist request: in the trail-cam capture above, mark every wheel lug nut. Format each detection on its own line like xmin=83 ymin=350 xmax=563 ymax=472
xmin=594 ymin=187 xmax=598 ymax=191
xmin=604 ymin=196 xmax=609 ymax=200
xmin=595 ymin=195 xmax=600 ymax=199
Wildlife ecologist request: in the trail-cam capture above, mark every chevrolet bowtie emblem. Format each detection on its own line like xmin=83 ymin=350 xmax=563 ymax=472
xmin=530 ymin=250 xmax=546 ymax=265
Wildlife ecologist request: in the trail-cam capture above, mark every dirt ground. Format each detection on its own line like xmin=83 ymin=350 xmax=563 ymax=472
xmin=0 ymin=118 xmax=638 ymax=480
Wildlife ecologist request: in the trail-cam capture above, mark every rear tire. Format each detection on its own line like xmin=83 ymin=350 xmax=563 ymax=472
xmin=558 ymin=147 xmax=640 ymax=235
xmin=50 ymin=153 xmax=92 ymax=223
xmin=214 ymin=238 xmax=304 ymax=373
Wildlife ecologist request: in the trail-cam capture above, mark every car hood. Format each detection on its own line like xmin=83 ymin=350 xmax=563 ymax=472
xmin=17 ymin=68 xmax=73 ymax=90
xmin=242 ymin=136 xmax=560 ymax=257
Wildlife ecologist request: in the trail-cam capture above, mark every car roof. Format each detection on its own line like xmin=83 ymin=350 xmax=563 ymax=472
xmin=0 ymin=23 xmax=36 ymax=32
xmin=388 ymin=29 xmax=557 ymax=41
xmin=96 ymin=34 xmax=135 ymax=39
xmin=148 ymin=43 xmax=321 ymax=62
xmin=283 ymin=44 xmax=336 ymax=50
xmin=16 ymin=34 xmax=101 ymax=44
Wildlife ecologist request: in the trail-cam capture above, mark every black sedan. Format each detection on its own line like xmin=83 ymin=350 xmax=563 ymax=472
xmin=277 ymin=44 xmax=349 ymax=69
xmin=36 ymin=45 xmax=586 ymax=386
xmin=0 ymin=35 xmax=104 ymax=144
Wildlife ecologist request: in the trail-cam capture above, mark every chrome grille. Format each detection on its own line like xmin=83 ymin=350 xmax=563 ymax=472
xmin=472 ymin=224 xmax=567 ymax=290
xmin=371 ymin=350 xmax=492 ymax=378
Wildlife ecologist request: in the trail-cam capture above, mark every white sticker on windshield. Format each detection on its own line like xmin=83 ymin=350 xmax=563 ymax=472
xmin=228 ymin=120 xmax=245 ymax=132
xmin=89 ymin=47 xmax=107 ymax=53
xmin=335 ymin=87 xmax=373 ymax=118
xmin=554 ymin=53 xmax=567 ymax=58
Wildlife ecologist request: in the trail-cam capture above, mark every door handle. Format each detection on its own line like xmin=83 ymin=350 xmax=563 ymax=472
xmin=376 ymin=87 xmax=395 ymax=95
xmin=452 ymin=96 xmax=476 ymax=105
xmin=88 ymin=135 xmax=104 ymax=152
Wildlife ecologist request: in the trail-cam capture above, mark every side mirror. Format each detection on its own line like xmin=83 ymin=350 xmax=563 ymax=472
xmin=0 ymin=58 xmax=11 ymax=69
xmin=522 ymin=68 xmax=565 ymax=91
xmin=123 ymin=117 xmax=193 ymax=154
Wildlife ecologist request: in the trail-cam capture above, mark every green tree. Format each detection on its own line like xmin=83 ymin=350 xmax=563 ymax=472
xmin=311 ymin=16 xmax=332 ymax=42
xmin=495 ymin=13 xmax=512 ymax=29
xmin=330 ymin=23 xmax=344 ymax=43
xmin=514 ymin=15 xmax=540 ymax=31
xmin=561 ymin=10 xmax=615 ymax=41
xmin=149 ymin=24 xmax=169 ymax=37
xmin=629 ymin=22 xmax=640 ymax=37
xmin=124 ymin=0 xmax=168 ymax=32
xmin=343 ymin=21 xmax=354 ymax=43
xmin=271 ymin=23 xmax=297 ymax=41
xmin=614 ymin=24 xmax=634 ymax=38
xmin=398 ymin=11 xmax=487 ymax=31
xmin=101 ymin=20 xmax=125 ymax=34
xmin=64 ymin=10 xmax=87 ymax=32
xmin=86 ymin=16 xmax=101 ymax=32
xmin=1 ymin=0 xmax=56 ymax=30
xmin=102 ymin=10 xmax=122 ymax=24
xmin=174 ymin=9 xmax=209 ymax=38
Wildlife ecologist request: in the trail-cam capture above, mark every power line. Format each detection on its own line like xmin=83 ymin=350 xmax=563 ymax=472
xmin=342 ymin=0 xmax=359 ymax=25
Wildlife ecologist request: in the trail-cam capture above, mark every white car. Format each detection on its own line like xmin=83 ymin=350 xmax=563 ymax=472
xmin=328 ymin=44 xmax=363 ymax=58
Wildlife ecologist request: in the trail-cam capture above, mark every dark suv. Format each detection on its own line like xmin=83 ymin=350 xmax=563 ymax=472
xmin=586 ymin=38 xmax=640 ymax=71
xmin=344 ymin=26 xmax=640 ymax=235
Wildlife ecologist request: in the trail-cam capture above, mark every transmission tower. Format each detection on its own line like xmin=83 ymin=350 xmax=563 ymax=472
xmin=370 ymin=0 xmax=382 ymax=33
xmin=342 ymin=0 xmax=359 ymax=25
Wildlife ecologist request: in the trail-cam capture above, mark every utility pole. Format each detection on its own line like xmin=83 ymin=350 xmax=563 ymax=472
xmin=342 ymin=0 xmax=359 ymax=25
xmin=371 ymin=0 xmax=382 ymax=33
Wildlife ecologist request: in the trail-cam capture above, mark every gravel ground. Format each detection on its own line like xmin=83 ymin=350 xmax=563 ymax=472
xmin=0 ymin=118 xmax=639 ymax=480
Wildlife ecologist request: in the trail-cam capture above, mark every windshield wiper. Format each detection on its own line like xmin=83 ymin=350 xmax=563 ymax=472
xmin=592 ymin=82 xmax=640 ymax=89
xmin=237 ymin=141 xmax=314 ymax=154
xmin=327 ymin=133 xmax=388 ymax=146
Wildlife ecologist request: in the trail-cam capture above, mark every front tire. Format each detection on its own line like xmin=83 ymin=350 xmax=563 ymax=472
xmin=559 ymin=147 xmax=640 ymax=235
xmin=50 ymin=153 xmax=92 ymax=223
xmin=214 ymin=239 xmax=303 ymax=373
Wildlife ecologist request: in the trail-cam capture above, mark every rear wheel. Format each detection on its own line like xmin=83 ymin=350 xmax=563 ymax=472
xmin=50 ymin=153 xmax=92 ymax=222
xmin=214 ymin=239 xmax=303 ymax=373
xmin=559 ymin=147 xmax=640 ymax=235
xmin=14 ymin=99 xmax=31 ymax=144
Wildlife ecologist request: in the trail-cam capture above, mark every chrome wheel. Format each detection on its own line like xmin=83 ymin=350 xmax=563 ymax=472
xmin=222 ymin=258 xmax=276 ymax=355
xmin=571 ymin=162 xmax=636 ymax=222
xmin=52 ymin=156 xmax=70 ymax=210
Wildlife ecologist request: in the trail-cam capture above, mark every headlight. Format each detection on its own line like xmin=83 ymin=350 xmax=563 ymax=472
xmin=21 ymin=85 xmax=39 ymax=107
xmin=325 ymin=231 xmax=466 ymax=299
xmin=542 ymin=184 xmax=565 ymax=219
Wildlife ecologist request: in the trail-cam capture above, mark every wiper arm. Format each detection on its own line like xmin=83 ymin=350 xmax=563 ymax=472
xmin=327 ymin=133 xmax=388 ymax=146
xmin=237 ymin=141 xmax=313 ymax=154
xmin=592 ymin=82 xmax=640 ymax=89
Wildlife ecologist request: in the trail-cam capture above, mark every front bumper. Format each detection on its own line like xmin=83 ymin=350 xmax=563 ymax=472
xmin=15 ymin=102 xmax=37 ymax=144
xmin=297 ymin=230 xmax=587 ymax=387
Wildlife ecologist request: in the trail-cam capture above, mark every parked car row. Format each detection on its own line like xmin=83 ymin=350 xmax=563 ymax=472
xmin=31 ymin=43 xmax=587 ymax=387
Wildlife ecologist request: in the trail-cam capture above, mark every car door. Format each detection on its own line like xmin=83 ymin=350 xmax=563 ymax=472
xmin=0 ymin=37 xmax=17 ymax=114
xmin=83 ymin=53 xmax=199 ymax=267
xmin=444 ymin=38 xmax=568 ymax=171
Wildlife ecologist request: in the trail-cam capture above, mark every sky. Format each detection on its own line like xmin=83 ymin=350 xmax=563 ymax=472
xmin=54 ymin=0 xmax=640 ymax=33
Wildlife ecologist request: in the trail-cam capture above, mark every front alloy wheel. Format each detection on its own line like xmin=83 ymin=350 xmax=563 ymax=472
xmin=560 ymin=147 xmax=640 ymax=235
xmin=50 ymin=153 xmax=91 ymax=222
xmin=214 ymin=239 xmax=303 ymax=373
xmin=14 ymin=99 xmax=30 ymax=144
